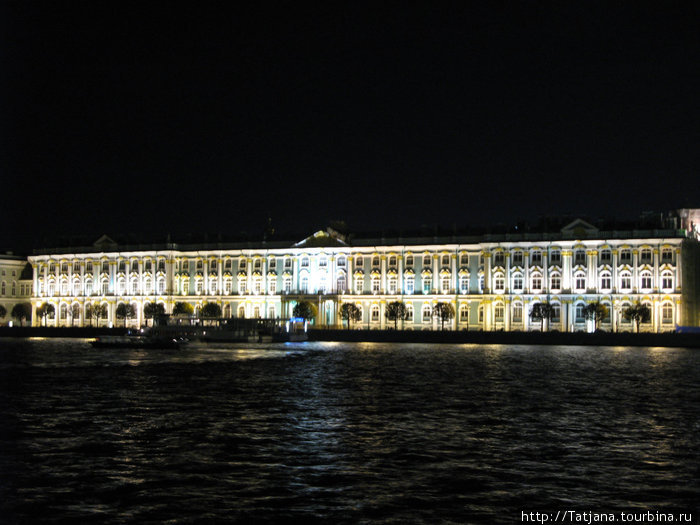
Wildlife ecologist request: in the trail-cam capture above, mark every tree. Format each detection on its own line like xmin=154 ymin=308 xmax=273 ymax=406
xmin=582 ymin=301 xmax=608 ymax=331
xmin=36 ymin=303 xmax=55 ymax=326
xmin=623 ymin=302 xmax=651 ymax=333
xmin=144 ymin=303 xmax=165 ymax=326
xmin=385 ymin=301 xmax=408 ymax=330
xmin=115 ymin=303 xmax=136 ymax=327
xmin=292 ymin=301 xmax=316 ymax=322
xmin=0 ymin=305 xmax=6 ymax=321
xmin=173 ymin=302 xmax=194 ymax=316
xmin=89 ymin=303 xmax=108 ymax=326
xmin=11 ymin=303 xmax=32 ymax=326
xmin=340 ymin=303 xmax=361 ymax=329
xmin=201 ymin=302 xmax=222 ymax=318
xmin=530 ymin=302 xmax=555 ymax=332
xmin=433 ymin=302 xmax=455 ymax=330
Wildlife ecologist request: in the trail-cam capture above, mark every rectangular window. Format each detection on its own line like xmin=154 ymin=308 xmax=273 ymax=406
xmin=459 ymin=276 xmax=469 ymax=293
xmin=513 ymin=276 xmax=523 ymax=290
xmin=575 ymin=276 xmax=585 ymax=290
xmin=621 ymin=275 xmax=631 ymax=290
xmin=620 ymin=250 xmax=632 ymax=263
xmin=423 ymin=255 xmax=431 ymax=267
xmin=493 ymin=253 xmax=504 ymax=266
xmin=661 ymin=249 xmax=673 ymax=263
xmin=550 ymin=276 xmax=561 ymax=290
xmin=512 ymin=252 xmax=523 ymax=266
xmin=284 ymin=258 xmax=292 ymax=269
xmin=405 ymin=278 xmax=414 ymax=295
xmin=355 ymin=257 xmax=363 ymax=267
xmin=405 ymin=255 xmax=414 ymax=267
xmin=423 ymin=278 xmax=432 ymax=294
xmin=601 ymin=276 xmax=611 ymax=289
xmin=574 ymin=251 xmax=586 ymax=264
xmin=530 ymin=251 xmax=542 ymax=265
xmin=355 ymin=279 xmax=364 ymax=293
xmin=550 ymin=251 xmax=561 ymax=265
xmin=460 ymin=254 xmax=469 ymax=266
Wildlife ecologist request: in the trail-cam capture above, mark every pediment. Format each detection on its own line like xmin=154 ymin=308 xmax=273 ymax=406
xmin=561 ymin=219 xmax=598 ymax=236
xmin=293 ymin=229 xmax=348 ymax=248
xmin=93 ymin=234 xmax=118 ymax=249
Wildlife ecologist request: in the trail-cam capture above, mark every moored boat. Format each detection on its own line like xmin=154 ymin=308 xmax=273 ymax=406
xmin=91 ymin=335 xmax=184 ymax=349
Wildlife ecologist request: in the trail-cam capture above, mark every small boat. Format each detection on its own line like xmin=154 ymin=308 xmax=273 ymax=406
xmin=91 ymin=335 xmax=184 ymax=349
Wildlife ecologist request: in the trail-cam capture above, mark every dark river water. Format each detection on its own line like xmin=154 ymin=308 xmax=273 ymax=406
xmin=1 ymin=338 xmax=698 ymax=524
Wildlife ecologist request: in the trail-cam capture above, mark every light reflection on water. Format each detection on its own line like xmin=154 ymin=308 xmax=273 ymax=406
xmin=0 ymin=338 xmax=699 ymax=524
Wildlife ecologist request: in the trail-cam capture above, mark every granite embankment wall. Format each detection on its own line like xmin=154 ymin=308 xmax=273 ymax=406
xmin=0 ymin=326 xmax=130 ymax=338
xmin=1 ymin=326 xmax=698 ymax=348
xmin=308 ymin=329 xmax=700 ymax=348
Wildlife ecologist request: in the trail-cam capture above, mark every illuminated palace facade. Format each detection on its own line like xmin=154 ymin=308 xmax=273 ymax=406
xmin=28 ymin=215 xmax=700 ymax=332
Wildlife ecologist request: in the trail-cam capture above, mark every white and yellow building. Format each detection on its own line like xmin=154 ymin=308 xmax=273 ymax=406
xmin=0 ymin=253 xmax=33 ymax=326
xmin=27 ymin=216 xmax=700 ymax=332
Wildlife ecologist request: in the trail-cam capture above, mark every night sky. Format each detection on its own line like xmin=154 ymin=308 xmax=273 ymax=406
xmin=2 ymin=2 xmax=698 ymax=252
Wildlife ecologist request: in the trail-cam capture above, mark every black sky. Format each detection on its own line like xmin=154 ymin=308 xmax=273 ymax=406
xmin=1 ymin=2 xmax=698 ymax=252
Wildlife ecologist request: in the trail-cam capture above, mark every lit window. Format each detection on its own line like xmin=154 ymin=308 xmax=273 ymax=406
xmin=661 ymin=272 xmax=673 ymax=290
xmin=531 ymin=275 xmax=542 ymax=291
xmin=494 ymin=276 xmax=504 ymax=292
xmin=600 ymin=273 xmax=611 ymax=290
xmin=620 ymin=272 xmax=631 ymax=290
xmin=662 ymin=303 xmax=673 ymax=323
xmin=371 ymin=305 xmax=380 ymax=322
xmin=423 ymin=277 xmax=432 ymax=294
xmin=574 ymin=274 xmax=585 ymax=291
xmin=512 ymin=303 xmax=522 ymax=322
xmin=441 ymin=276 xmax=450 ymax=293
xmin=640 ymin=272 xmax=652 ymax=290
xmin=405 ymin=277 xmax=414 ymax=295
xmin=459 ymin=276 xmax=469 ymax=294
xmin=550 ymin=275 xmax=561 ymax=290
xmin=355 ymin=278 xmax=364 ymax=293
xmin=513 ymin=275 xmax=523 ymax=291
xmin=494 ymin=305 xmax=504 ymax=322
xmin=422 ymin=305 xmax=431 ymax=322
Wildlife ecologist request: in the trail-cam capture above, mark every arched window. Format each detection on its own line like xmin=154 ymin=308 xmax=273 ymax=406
xmin=639 ymin=271 xmax=652 ymax=291
xmin=372 ymin=256 xmax=380 ymax=268
xmin=370 ymin=305 xmax=380 ymax=322
xmin=512 ymin=273 xmax=523 ymax=291
xmin=460 ymin=304 xmax=469 ymax=321
xmin=599 ymin=249 xmax=612 ymax=264
xmin=478 ymin=305 xmax=484 ymax=323
xmin=441 ymin=254 xmax=450 ymax=267
xmin=354 ymin=276 xmax=364 ymax=294
xmin=459 ymin=275 xmax=469 ymax=294
xmin=388 ymin=255 xmax=397 ymax=268
xmin=117 ymin=277 xmax=125 ymax=295
xmin=640 ymin=248 xmax=652 ymax=263
xmin=253 ymin=306 xmax=261 ymax=318
xmin=599 ymin=271 xmax=612 ymax=291
xmin=494 ymin=303 xmax=504 ymax=322
xmin=60 ymin=303 xmax=68 ymax=320
xmin=441 ymin=276 xmax=451 ymax=294
xmin=550 ymin=273 xmax=561 ymax=291
xmin=101 ymin=279 xmax=109 ymax=295
xmin=531 ymin=272 xmax=543 ymax=291
xmin=619 ymin=271 xmax=632 ymax=291
xmin=337 ymin=255 xmax=346 ymax=267
xmin=493 ymin=273 xmax=505 ymax=292
xmin=223 ymin=304 xmax=231 ymax=317
xmin=371 ymin=276 xmax=380 ymax=294
xmin=661 ymin=271 xmax=673 ymax=290
xmin=238 ymin=305 xmax=245 ymax=318
xmin=512 ymin=303 xmax=523 ymax=323
xmin=575 ymin=303 xmax=585 ymax=323
xmin=574 ymin=272 xmax=586 ymax=291
xmin=337 ymin=275 xmax=346 ymax=293
xmin=422 ymin=304 xmax=432 ymax=322
xmin=84 ymin=279 xmax=92 ymax=296
xmin=405 ymin=255 xmax=414 ymax=267
xmin=404 ymin=277 xmax=414 ymax=295
xmin=405 ymin=304 xmax=414 ymax=322
xmin=662 ymin=303 xmax=673 ymax=324
xmin=300 ymin=276 xmax=309 ymax=293
xmin=388 ymin=277 xmax=397 ymax=294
